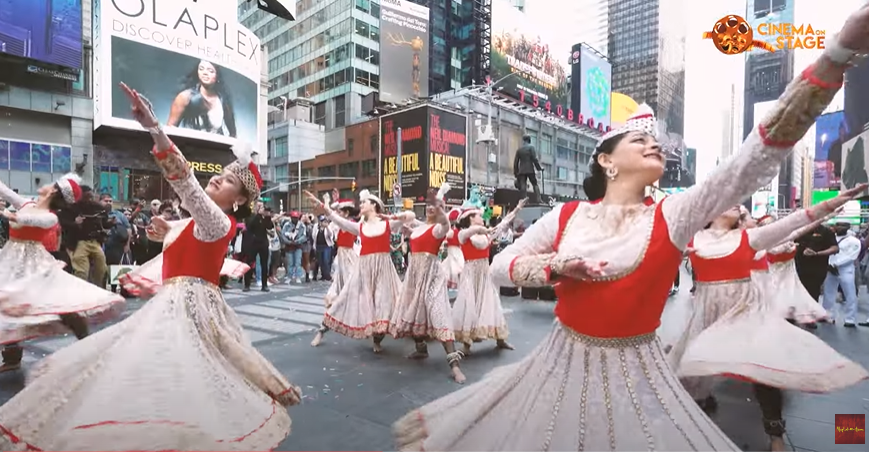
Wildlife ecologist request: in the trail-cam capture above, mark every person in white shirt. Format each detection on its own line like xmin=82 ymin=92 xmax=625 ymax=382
xmin=312 ymin=215 xmax=335 ymax=281
xmin=822 ymin=222 xmax=862 ymax=327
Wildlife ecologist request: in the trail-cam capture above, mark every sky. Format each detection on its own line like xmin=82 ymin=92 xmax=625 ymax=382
xmin=685 ymin=0 xmax=862 ymax=182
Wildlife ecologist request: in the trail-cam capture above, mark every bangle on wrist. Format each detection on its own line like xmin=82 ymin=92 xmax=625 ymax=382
xmin=825 ymin=35 xmax=866 ymax=66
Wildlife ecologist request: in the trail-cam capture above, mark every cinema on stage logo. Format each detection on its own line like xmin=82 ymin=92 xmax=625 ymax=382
xmin=835 ymin=414 xmax=866 ymax=444
xmin=703 ymin=14 xmax=824 ymax=55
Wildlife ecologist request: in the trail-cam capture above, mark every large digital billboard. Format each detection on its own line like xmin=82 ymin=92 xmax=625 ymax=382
xmin=751 ymin=100 xmax=779 ymax=216
xmin=813 ymin=111 xmax=847 ymax=190
xmin=840 ymin=126 xmax=869 ymax=192
xmin=745 ymin=1 xmax=795 ymax=57
xmin=93 ymin=0 xmax=261 ymax=147
xmin=491 ymin=0 xmax=569 ymax=108
xmin=576 ymin=46 xmax=612 ymax=130
xmin=379 ymin=0 xmax=430 ymax=104
xmin=0 ymin=0 xmax=83 ymax=69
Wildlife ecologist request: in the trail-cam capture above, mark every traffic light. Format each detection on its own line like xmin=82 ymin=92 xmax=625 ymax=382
xmin=351 ymin=180 xmax=356 ymax=191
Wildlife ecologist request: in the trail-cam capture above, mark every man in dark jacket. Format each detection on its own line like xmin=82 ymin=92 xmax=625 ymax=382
xmin=513 ymin=135 xmax=543 ymax=203
xmin=243 ymin=204 xmax=274 ymax=292
xmin=69 ymin=187 xmax=111 ymax=285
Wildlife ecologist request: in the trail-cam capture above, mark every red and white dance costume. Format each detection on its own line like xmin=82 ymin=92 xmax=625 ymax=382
xmin=324 ymin=198 xmax=359 ymax=309
xmin=313 ymin=189 xmax=405 ymax=351
xmin=0 ymin=134 xmax=300 ymax=450
xmin=440 ymin=208 xmax=464 ymax=289
xmin=393 ymin=45 xmax=856 ymax=450
xmin=389 ymin=185 xmax=466 ymax=381
xmin=0 ymin=175 xmax=123 ymax=372
xmin=118 ymin=249 xmax=251 ymax=297
xmin=450 ymin=203 xmax=520 ymax=353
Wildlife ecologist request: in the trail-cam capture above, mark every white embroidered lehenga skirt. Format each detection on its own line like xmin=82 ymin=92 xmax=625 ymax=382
xmin=0 ymin=277 xmax=297 ymax=451
xmin=440 ymin=245 xmax=464 ymax=288
xmin=451 ymin=258 xmax=508 ymax=344
xmin=393 ymin=323 xmax=740 ymax=451
xmin=323 ymin=252 xmax=400 ymax=339
xmin=325 ymin=247 xmax=357 ymax=308
xmin=769 ymin=260 xmax=828 ymax=323
xmin=0 ymin=239 xmax=124 ymax=345
xmin=678 ymin=280 xmax=868 ymax=392
xmin=666 ymin=280 xmax=749 ymax=400
xmin=389 ymin=252 xmax=454 ymax=342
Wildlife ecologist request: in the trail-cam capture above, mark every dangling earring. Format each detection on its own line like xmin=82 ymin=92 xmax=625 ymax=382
xmin=233 ymin=202 xmax=239 ymax=212
xmin=605 ymin=167 xmax=619 ymax=180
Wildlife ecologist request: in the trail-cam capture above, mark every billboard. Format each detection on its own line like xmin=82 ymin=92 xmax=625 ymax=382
xmin=93 ymin=0 xmax=261 ymax=147
xmin=381 ymin=106 xmax=428 ymax=203
xmin=0 ymin=0 xmax=83 ymax=69
xmin=745 ymin=2 xmax=795 ymax=57
xmin=751 ymin=101 xmax=779 ymax=216
xmin=611 ymin=92 xmax=639 ymax=128
xmin=491 ymin=0 xmax=570 ymax=108
xmin=428 ymin=107 xmax=467 ymax=205
xmin=575 ymin=46 xmax=612 ymax=130
xmin=840 ymin=127 xmax=869 ymax=192
xmin=379 ymin=0 xmax=430 ymax=104
xmin=844 ymin=62 xmax=869 ymax=159
xmin=813 ymin=111 xmax=847 ymax=190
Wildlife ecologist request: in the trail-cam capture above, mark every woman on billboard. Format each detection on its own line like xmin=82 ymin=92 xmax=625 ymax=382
xmin=167 ymin=60 xmax=238 ymax=138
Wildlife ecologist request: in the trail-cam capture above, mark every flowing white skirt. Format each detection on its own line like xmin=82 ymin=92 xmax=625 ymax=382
xmin=0 ymin=277 xmax=299 ymax=451
xmin=678 ymin=279 xmax=868 ymax=392
xmin=323 ymin=252 xmax=400 ymax=339
xmin=440 ymin=246 xmax=464 ymax=288
xmin=452 ymin=259 xmax=508 ymax=344
xmin=389 ymin=252 xmax=454 ymax=342
xmin=0 ymin=240 xmax=124 ymax=345
xmin=325 ymin=247 xmax=357 ymax=308
xmin=118 ymin=253 xmax=250 ymax=297
xmin=769 ymin=260 xmax=828 ymax=323
xmin=394 ymin=323 xmax=739 ymax=451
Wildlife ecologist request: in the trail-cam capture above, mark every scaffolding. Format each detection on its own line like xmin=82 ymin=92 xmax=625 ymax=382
xmin=474 ymin=0 xmax=491 ymax=84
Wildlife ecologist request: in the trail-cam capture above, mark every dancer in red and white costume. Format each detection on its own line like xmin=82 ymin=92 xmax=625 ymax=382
xmin=322 ymin=192 xmax=360 ymax=310
xmin=441 ymin=208 xmax=464 ymax=290
xmin=0 ymin=174 xmax=123 ymax=373
xmin=393 ymin=11 xmax=869 ymax=449
xmin=673 ymin=198 xmax=867 ymax=450
xmin=118 ymin=251 xmax=250 ymax=297
xmin=306 ymin=189 xmax=407 ymax=352
xmin=0 ymin=84 xmax=300 ymax=451
xmin=388 ymin=184 xmax=466 ymax=383
xmin=451 ymin=198 xmax=525 ymax=355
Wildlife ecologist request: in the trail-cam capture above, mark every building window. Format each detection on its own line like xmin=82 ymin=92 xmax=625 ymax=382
xmin=335 ymin=94 xmax=346 ymax=128
xmin=369 ymin=134 xmax=378 ymax=155
xmin=361 ymin=159 xmax=377 ymax=177
xmin=301 ymin=168 xmax=314 ymax=180
xmin=339 ymin=162 xmax=358 ymax=178
xmin=314 ymin=101 xmax=327 ymax=126
xmin=542 ymin=163 xmax=552 ymax=174
xmin=355 ymin=19 xmax=379 ymax=41
xmin=347 ymin=138 xmax=355 ymax=155
xmin=355 ymin=44 xmax=380 ymax=65
xmin=274 ymin=164 xmax=289 ymax=183
xmin=556 ymin=166 xmax=569 ymax=180
xmin=318 ymin=165 xmax=336 ymax=178
xmin=541 ymin=134 xmax=553 ymax=155
xmin=273 ymin=136 xmax=289 ymax=158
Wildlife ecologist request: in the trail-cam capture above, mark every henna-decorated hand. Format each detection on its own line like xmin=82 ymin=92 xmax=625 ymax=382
xmin=119 ymin=82 xmax=159 ymax=129
xmin=838 ymin=4 xmax=869 ymax=53
xmin=552 ymin=256 xmax=608 ymax=279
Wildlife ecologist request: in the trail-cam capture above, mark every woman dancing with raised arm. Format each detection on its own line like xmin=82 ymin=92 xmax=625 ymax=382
xmin=451 ymin=198 xmax=525 ymax=356
xmin=0 ymin=174 xmax=123 ymax=374
xmin=307 ymin=189 xmax=409 ymax=352
xmin=441 ymin=207 xmax=464 ymax=291
xmin=388 ymin=184 xmax=467 ymax=383
xmin=0 ymin=83 xmax=300 ymax=451
xmin=392 ymin=9 xmax=869 ymax=450
xmin=323 ymin=189 xmax=361 ymax=309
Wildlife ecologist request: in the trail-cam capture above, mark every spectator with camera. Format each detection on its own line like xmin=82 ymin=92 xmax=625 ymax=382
xmin=69 ymin=186 xmax=111 ymax=285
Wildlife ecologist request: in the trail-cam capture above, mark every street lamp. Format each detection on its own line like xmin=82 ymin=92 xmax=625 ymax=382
xmin=475 ymin=72 xmax=522 ymax=186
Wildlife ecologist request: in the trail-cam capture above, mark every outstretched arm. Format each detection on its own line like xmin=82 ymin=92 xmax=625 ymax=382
xmin=490 ymin=205 xmax=562 ymax=287
xmin=0 ymin=180 xmax=28 ymax=209
xmin=662 ymin=49 xmax=849 ymax=249
xmin=3 ymin=210 xmax=57 ymax=228
xmin=775 ymin=209 xmax=840 ymax=246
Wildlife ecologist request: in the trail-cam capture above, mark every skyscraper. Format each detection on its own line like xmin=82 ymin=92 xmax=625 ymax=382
xmin=526 ymin=0 xmax=609 ymax=57
xmin=608 ymin=0 xmax=686 ymax=164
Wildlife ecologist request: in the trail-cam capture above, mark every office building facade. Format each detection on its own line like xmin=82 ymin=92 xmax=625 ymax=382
xmin=527 ymin=0 xmax=608 ymax=58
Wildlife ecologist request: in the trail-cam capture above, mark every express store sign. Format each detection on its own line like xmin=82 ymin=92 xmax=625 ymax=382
xmin=516 ymin=90 xmax=612 ymax=133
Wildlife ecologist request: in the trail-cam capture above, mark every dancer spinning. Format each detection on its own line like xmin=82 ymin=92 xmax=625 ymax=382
xmin=671 ymin=198 xmax=867 ymax=450
xmin=307 ymin=189 xmax=406 ymax=352
xmin=441 ymin=208 xmax=464 ymax=291
xmin=0 ymin=175 xmax=123 ymax=374
xmin=323 ymin=189 xmax=360 ymax=310
xmin=451 ymin=198 xmax=525 ymax=355
xmin=393 ymin=10 xmax=869 ymax=448
xmin=389 ymin=184 xmax=466 ymax=383
xmin=0 ymin=83 xmax=300 ymax=451
xmin=119 ymin=249 xmax=251 ymax=297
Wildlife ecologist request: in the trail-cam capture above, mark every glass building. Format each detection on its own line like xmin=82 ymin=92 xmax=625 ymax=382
xmin=608 ymin=0 xmax=686 ymax=164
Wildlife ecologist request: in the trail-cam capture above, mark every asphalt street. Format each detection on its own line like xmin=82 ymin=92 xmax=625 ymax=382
xmin=1 ymin=267 xmax=868 ymax=451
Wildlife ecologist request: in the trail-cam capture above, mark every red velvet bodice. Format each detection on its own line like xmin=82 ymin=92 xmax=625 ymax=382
xmin=768 ymin=249 xmax=797 ymax=264
xmin=689 ymin=231 xmax=754 ymax=282
xmin=446 ymin=227 xmax=460 ymax=247
xmin=336 ymin=229 xmax=356 ymax=248
xmin=410 ymin=225 xmax=445 ymax=256
xmin=751 ymin=253 xmax=770 ymax=272
xmin=9 ymin=226 xmax=50 ymax=242
xmin=359 ymin=222 xmax=391 ymax=256
xmin=552 ymin=200 xmax=683 ymax=338
xmin=162 ymin=219 xmax=236 ymax=285
xmin=461 ymin=234 xmax=490 ymax=261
